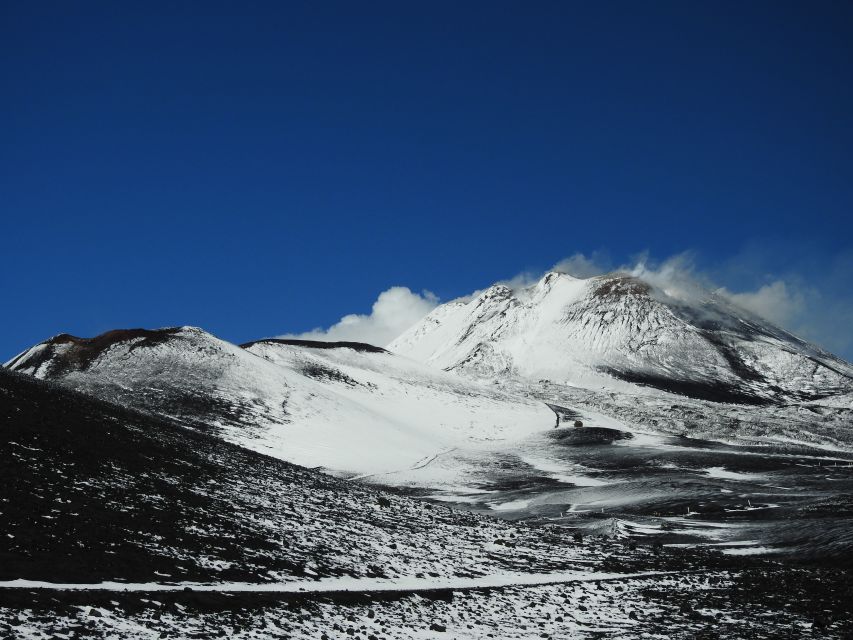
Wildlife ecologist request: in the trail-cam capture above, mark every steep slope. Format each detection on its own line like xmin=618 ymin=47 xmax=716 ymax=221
xmin=5 ymin=327 xmax=552 ymax=475
xmin=389 ymin=272 xmax=853 ymax=404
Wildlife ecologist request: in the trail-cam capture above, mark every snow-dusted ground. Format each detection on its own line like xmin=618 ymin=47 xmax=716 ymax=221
xmin=360 ymin=391 xmax=853 ymax=561
xmin=3 ymin=566 xmax=850 ymax=639
xmin=528 ymin=379 xmax=853 ymax=451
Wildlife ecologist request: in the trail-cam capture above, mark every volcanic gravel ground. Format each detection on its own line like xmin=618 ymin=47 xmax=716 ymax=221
xmin=1 ymin=564 xmax=851 ymax=638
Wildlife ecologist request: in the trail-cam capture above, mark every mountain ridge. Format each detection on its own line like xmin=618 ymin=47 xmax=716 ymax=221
xmin=389 ymin=271 xmax=853 ymax=404
xmin=5 ymin=325 xmax=552 ymax=476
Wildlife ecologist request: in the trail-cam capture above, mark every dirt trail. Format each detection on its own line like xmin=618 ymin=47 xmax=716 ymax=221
xmin=0 ymin=570 xmax=677 ymax=595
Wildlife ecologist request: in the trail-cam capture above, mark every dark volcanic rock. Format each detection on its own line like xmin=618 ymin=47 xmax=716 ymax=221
xmin=239 ymin=338 xmax=387 ymax=354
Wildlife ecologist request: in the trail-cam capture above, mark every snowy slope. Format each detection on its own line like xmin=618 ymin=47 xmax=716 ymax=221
xmin=389 ymin=272 xmax=853 ymax=404
xmin=5 ymin=327 xmax=552 ymax=475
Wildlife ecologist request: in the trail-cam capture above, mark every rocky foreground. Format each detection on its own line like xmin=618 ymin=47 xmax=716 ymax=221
xmin=2 ymin=560 xmax=852 ymax=639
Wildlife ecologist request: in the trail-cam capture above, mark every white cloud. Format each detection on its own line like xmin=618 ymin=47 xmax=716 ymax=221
xmin=281 ymin=286 xmax=439 ymax=347
xmin=718 ymin=280 xmax=807 ymax=327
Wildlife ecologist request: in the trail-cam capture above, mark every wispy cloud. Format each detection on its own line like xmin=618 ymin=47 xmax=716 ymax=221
xmin=552 ymin=251 xmax=615 ymax=279
xmin=718 ymin=281 xmax=807 ymax=327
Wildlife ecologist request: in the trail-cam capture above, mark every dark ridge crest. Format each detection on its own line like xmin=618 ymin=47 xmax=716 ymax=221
xmin=10 ymin=328 xmax=182 ymax=376
xmin=240 ymin=338 xmax=388 ymax=354
xmin=49 ymin=327 xmax=182 ymax=348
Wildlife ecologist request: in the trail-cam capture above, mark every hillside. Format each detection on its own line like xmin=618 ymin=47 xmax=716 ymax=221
xmin=4 ymin=328 xmax=552 ymax=475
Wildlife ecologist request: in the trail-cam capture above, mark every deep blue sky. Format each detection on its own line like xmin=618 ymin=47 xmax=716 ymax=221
xmin=2 ymin=1 xmax=852 ymax=360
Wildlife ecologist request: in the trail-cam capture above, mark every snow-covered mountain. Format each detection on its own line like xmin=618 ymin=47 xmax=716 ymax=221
xmin=5 ymin=327 xmax=551 ymax=475
xmin=390 ymin=271 xmax=853 ymax=405
xmin=4 ymin=281 xmax=852 ymax=638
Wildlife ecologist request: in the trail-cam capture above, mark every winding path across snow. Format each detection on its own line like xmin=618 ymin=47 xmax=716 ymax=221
xmin=348 ymin=446 xmax=459 ymax=482
xmin=0 ymin=570 xmax=676 ymax=594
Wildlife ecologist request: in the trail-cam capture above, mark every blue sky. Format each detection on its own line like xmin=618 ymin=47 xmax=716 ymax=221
xmin=2 ymin=1 xmax=852 ymax=360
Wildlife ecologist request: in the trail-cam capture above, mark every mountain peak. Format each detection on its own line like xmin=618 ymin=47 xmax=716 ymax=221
xmin=589 ymin=273 xmax=652 ymax=299
xmin=390 ymin=271 xmax=853 ymax=404
xmin=540 ymin=270 xmax=581 ymax=284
